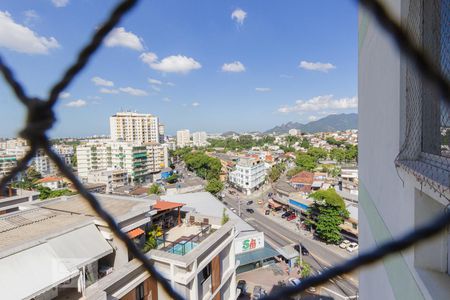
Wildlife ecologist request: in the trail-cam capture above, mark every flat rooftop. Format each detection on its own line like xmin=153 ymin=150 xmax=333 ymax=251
xmin=0 ymin=207 xmax=93 ymax=257
xmin=36 ymin=193 xmax=154 ymax=222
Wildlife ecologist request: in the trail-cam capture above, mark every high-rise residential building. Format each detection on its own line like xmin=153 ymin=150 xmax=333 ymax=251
xmin=359 ymin=1 xmax=449 ymax=299
xmin=158 ymin=123 xmax=165 ymax=143
xmin=229 ymin=157 xmax=266 ymax=195
xmin=77 ymin=141 xmax=168 ymax=185
xmin=110 ymin=112 xmax=160 ymax=144
xmin=192 ymin=131 xmax=208 ymax=147
xmin=176 ymin=129 xmax=191 ymax=148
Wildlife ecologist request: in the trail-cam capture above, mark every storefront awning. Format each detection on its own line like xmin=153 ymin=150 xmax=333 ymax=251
xmin=236 ymin=244 xmax=279 ymax=266
xmin=128 ymin=228 xmax=145 ymax=239
xmin=268 ymin=199 xmax=282 ymax=209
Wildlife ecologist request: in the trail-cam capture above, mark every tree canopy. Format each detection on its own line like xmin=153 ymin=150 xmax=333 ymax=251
xmin=295 ymin=154 xmax=317 ymax=171
xmin=148 ymin=184 xmax=162 ymax=195
xmin=205 ymin=178 xmax=224 ymax=195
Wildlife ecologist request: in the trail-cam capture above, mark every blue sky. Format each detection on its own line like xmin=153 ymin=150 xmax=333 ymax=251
xmin=0 ymin=0 xmax=357 ymax=137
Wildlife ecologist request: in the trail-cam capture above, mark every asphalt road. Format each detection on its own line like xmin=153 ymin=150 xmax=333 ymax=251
xmin=223 ymin=192 xmax=359 ymax=299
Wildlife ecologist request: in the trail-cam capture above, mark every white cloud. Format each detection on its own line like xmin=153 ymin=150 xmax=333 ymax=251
xmin=222 ymin=61 xmax=245 ymax=73
xmin=140 ymin=52 xmax=158 ymax=64
xmin=148 ymin=78 xmax=162 ymax=85
xmin=66 ymin=99 xmax=86 ymax=107
xmin=255 ymin=87 xmax=271 ymax=92
xmin=163 ymin=97 xmax=171 ymax=102
xmin=142 ymin=54 xmax=202 ymax=74
xmin=87 ymin=95 xmax=102 ymax=100
xmin=308 ymin=115 xmax=318 ymax=122
xmin=151 ymin=85 xmax=161 ymax=92
xmin=119 ymin=87 xmax=148 ymax=96
xmin=52 ymin=0 xmax=69 ymax=7
xmin=99 ymin=88 xmax=119 ymax=94
xmin=192 ymin=102 xmax=200 ymax=107
xmin=59 ymin=92 xmax=70 ymax=99
xmin=0 ymin=11 xmax=60 ymax=54
xmin=92 ymin=76 xmax=114 ymax=87
xmin=280 ymin=74 xmax=293 ymax=79
xmin=278 ymin=95 xmax=357 ymax=113
xmin=166 ymin=82 xmax=175 ymax=86
xmin=231 ymin=8 xmax=247 ymax=25
xmin=299 ymin=61 xmax=336 ymax=73
xmin=104 ymin=27 xmax=144 ymax=51
xmin=23 ymin=10 xmax=39 ymax=26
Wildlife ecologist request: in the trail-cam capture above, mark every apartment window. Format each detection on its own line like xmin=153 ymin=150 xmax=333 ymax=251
xmin=199 ymin=263 xmax=211 ymax=284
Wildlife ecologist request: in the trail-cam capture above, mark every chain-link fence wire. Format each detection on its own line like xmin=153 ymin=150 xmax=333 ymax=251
xmin=0 ymin=0 xmax=449 ymax=299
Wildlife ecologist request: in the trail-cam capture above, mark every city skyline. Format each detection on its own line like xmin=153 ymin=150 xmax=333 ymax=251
xmin=0 ymin=0 xmax=357 ymax=137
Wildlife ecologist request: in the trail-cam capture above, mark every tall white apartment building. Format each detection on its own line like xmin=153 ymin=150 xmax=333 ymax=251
xmin=229 ymin=157 xmax=266 ymax=195
xmin=177 ymin=129 xmax=191 ymax=148
xmin=359 ymin=1 xmax=449 ymax=299
xmin=77 ymin=141 xmax=168 ymax=185
xmin=158 ymin=123 xmax=165 ymax=143
xmin=192 ymin=131 xmax=208 ymax=147
xmin=110 ymin=112 xmax=160 ymax=144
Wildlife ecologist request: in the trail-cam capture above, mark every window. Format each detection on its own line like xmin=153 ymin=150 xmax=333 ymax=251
xmin=136 ymin=283 xmax=145 ymax=300
xmin=199 ymin=263 xmax=211 ymax=284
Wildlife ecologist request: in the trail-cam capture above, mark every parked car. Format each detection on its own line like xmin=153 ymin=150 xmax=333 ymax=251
xmin=246 ymin=208 xmax=255 ymax=213
xmin=237 ymin=280 xmax=247 ymax=296
xmin=265 ymin=210 xmax=270 ymax=215
xmin=247 ymin=200 xmax=253 ymax=205
xmin=257 ymin=199 xmax=263 ymax=205
xmin=281 ymin=211 xmax=292 ymax=218
xmin=252 ymin=285 xmax=266 ymax=299
xmin=287 ymin=214 xmax=297 ymax=221
xmin=288 ymin=278 xmax=301 ymax=286
xmin=339 ymin=240 xmax=351 ymax=249
xmin=231 ymin=208 xmax=237 ymax=213
xmin=347 ymin=242 xmax=359 ymax=253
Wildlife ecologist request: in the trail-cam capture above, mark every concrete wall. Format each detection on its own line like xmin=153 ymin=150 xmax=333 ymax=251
xmin=359 ymin=0 xmax=450 ymax=299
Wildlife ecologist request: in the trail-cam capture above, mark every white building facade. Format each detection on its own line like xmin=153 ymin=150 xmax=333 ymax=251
xmin=177 ymin=129 xmax=191 ymax=148
xmin=192 ymin=131 xmax=208 ymax=147
xmin=110 ymin=112 xmax=160 ymax=144
xmin=229 ymin=157 xmax=266 ymax=195
xmin=359 ymin=1 xmax=450 ymax=299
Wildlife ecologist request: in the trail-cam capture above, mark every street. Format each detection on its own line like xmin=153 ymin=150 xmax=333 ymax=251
xmin=223 ymin=188 xmax=359 ymax=299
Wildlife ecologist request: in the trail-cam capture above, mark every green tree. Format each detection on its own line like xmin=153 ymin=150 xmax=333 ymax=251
xmin=286 ymin=166 xmax=303 ymax=178
xmin=221 ymin=208 xmax=230 ymax=225
xmin=36 ymin=185 xmax=75 ymax=200
xmin=307 ymin=189 xmax=349 ymax=244
xmin=143 ymin=225 xmax=163 ymax=252
xmin=297 ymin=261 xmax=311 ymax=278
xmin=307 ymin=147 xmax=328 ymax=161
xmin=295 ymin=154 xmax=317 ymax=171
xmin=148 ymin=184 xmax=162 ymax=195
xmin=330 ymin=148 xmax=346 ymax=163
xmin=26 ymin=167 xmax=42 ymax=182
xmin=344 ymin=144 xmax=358 ymax=162
xmin=166 ymin=174 xmax=179 ymax=184
xmin=205 ymin=178 xmax=224 ymax=195
xmin=300 ymin=138 xmax=310 ymax=149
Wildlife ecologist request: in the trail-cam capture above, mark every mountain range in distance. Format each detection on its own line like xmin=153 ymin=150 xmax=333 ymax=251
xmin=264 ymin=113 xmax=357 ymax=134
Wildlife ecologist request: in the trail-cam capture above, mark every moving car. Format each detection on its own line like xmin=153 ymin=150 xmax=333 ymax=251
xmin=247 ymin=200 xmax=253 ymax=205
xmin=301 ymin=245 xmax=309 ymax=256
xmin=265 ymin=210 xmax=270 ymax=215
xmin=339 ymin=240 xmax=351 ymax=249
xmin=347 ymin=242 xmax=359 ymax=252
xmin=231 ymin=208 xmax=237 ymax=213
xmin=246 ymin=208 xmax=255 ymax=213
xmin=237 ymin=280 xmax=247 ymax=296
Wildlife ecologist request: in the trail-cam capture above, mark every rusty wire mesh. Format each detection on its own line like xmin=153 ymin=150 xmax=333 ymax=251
xmin=0 ymin=0 xmax=449 ymax=299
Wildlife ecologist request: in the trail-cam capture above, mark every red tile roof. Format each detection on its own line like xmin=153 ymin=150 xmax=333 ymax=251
xmin=36 ymin=177 xmax=64 ymax=183
xmin=127 ymin=228 xmax=145 ymax=239
xmin=290 ymin=171 xmax=314 ymax=184
xmin=154 ymin=200 xmax=184 ymax=211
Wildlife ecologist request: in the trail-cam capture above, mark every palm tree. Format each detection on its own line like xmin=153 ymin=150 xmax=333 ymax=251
xmin=143 ymin=225 xmax=163 ymax=252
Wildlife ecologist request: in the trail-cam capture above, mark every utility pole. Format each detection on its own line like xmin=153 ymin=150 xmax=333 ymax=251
xmin=238 ymin=197 xmax=241 ymax=217
xmin=298 ymin=241 xmax=303 ymax=267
